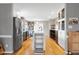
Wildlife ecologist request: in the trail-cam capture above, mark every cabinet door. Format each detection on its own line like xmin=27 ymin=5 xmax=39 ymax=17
xmin=72 ymin=43 xmax=79 ymax=51
xmin=68 ymin=32 xmax=79 ymax=53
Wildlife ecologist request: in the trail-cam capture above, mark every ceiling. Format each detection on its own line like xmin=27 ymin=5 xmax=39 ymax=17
xmin=13 ymin=3 xmax=65 ymax=21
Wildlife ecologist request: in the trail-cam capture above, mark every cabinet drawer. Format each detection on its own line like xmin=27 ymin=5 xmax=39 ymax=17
xmin=72 ymin=43 xmax=79 ymax=51
xmin=68 ymin=32 xmax=79 ymax=43
xmin=72 ymin=36 xmax=79 ymax=42
xmin=69 ymin=32 xmax=79 ymax=36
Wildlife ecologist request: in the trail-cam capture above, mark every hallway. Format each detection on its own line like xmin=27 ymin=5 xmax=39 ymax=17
xmin=15 ymin=37 xmax=64 ymax=55
xmin=1 ymin=3 xmax=79 ymax=55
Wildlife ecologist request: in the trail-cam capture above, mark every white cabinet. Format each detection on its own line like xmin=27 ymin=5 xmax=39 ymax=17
xmin=33 ymin=33 xmax=44 ymax=54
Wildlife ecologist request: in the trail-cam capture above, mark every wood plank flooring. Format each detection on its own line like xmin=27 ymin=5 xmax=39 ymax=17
xmin=15 ymin=37 xmax=64 ymax=55
xmin=45 ymin=37 xmax=64 ymax=55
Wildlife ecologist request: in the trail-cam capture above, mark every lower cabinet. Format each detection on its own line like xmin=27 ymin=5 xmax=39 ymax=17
xmin=68 ymin=32 xmax=79 ymax=54
xmin=33 ymin=33 xmax=44 ymax=54
xmin=50 ymin=30 xmax=58 ymax=43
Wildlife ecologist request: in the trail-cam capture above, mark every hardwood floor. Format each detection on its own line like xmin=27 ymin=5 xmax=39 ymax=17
xmin=15 ymin=37 xmax=64 ymax=55
xmin=15 ymin=38 xmax=33 ymax=55
xmin=45 ymin=37 xmax=64 ymax=55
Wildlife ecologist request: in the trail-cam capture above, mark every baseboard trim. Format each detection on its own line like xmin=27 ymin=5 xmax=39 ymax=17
xmin=4 ymin=51 xmax=13 ymax=53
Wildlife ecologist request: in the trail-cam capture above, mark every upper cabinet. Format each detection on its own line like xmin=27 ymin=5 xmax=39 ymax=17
xmin=57 ymin=8 xmax=65 ymax=30
xmin=62 ymin=8 xmax=65 ymax=19
xmin=58 ymin=8 xmax=65 ymax=20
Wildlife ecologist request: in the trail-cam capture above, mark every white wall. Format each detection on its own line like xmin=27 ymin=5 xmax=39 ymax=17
xmin=49 ymin=19 xmax=56 ymax=30
xmin=34 ymin=22 xmax=44 ymax=33
xmin=0 ymin=4 xmax=13 ymax=53
xmin=34 ymin=21 xmax=49 ymax=37
xmin=66 ymin=3 xmax=79 ymax=31
xmin=43 ymin=21 xmax=49 ymax=37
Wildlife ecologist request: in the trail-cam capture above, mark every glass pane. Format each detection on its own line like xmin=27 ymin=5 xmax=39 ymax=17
xmin=62 ymin=21 xmax=65 ymax=30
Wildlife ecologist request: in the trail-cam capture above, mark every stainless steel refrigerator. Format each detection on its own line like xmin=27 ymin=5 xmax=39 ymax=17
xmin=13 ymin=17 xmax=22 ymax=52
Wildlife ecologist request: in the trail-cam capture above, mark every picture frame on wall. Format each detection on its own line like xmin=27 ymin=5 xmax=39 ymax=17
xmin=69 ymin=18 xmax=79 ymax=25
